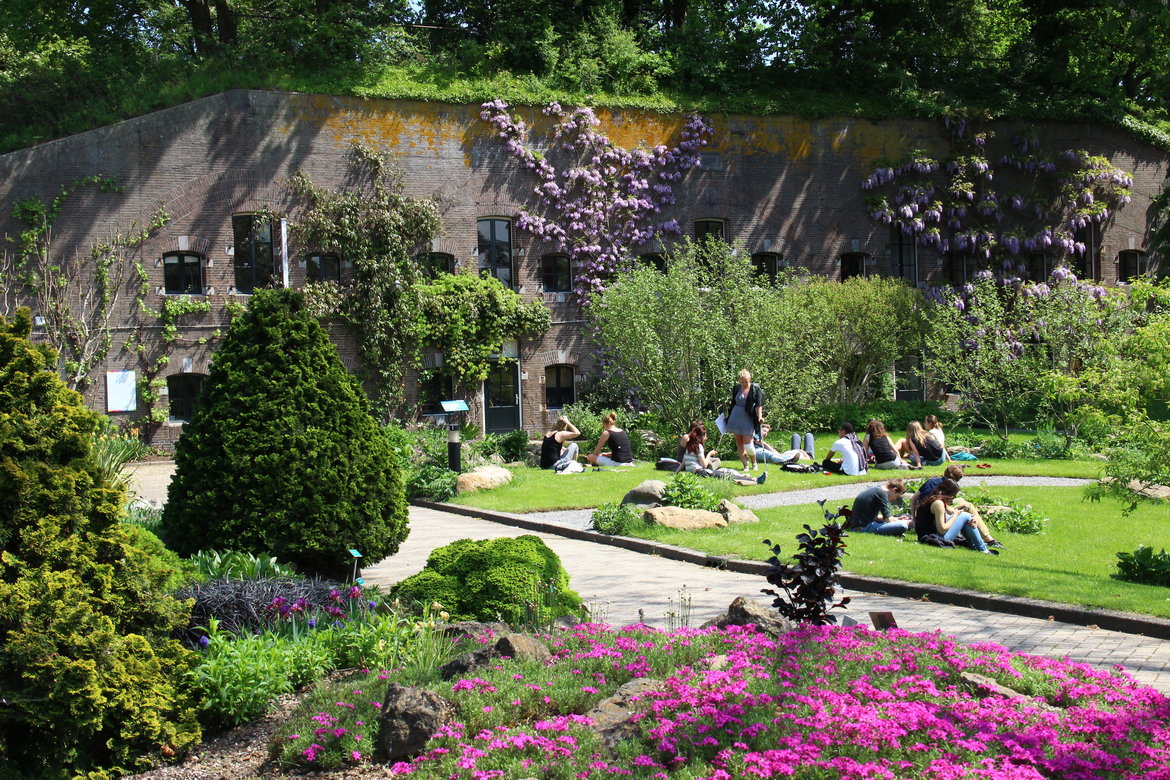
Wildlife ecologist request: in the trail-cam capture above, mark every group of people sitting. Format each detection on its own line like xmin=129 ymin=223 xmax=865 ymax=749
xmin=539 ymin=412 xmax=636 ymax=473
xmin=819 ymin=416 xmax=951 ymax=476
xmin=844 ymin=465 xmax=1005 ymax=553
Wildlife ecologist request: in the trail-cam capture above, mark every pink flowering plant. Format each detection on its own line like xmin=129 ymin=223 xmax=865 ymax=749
xmin=271 ymin=622 xmax=1170 ymax=778
xmin=480 ymin=100 xmax=713 ymax=302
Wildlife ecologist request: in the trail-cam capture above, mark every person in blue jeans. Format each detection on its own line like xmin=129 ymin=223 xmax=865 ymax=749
xmin=847 ymin=479 xmax=911 ymax=536
xmin=913 ymin=478 xmax=994 ymax=553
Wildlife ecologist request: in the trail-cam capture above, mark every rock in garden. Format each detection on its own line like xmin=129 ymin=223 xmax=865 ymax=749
xmin=642 ymin=506 xmax=726 ymax=530
xmin=700 ymin=596 xmax=794 ymax=638
xmin=439 ymin=648 xmax=497 ymax=680
xmin=455 ymin=465 xmax=513 ymax=494
xmin=587 ymin=678 xmax=664 ymax=752
xmin=494 ymin=633 xmax=551 ymax=663
xmin=372 ymin=684 xmax=454 ymax=763
xmin=621 ymin=479 xmax=668 ymax=506
xmin=437 ymin=620 xmax=510 ymax=641
xmin=717 ymin=498 xmax=759 ymax=524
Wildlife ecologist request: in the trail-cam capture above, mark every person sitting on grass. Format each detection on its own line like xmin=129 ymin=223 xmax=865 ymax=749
xmin=912 ymin=465 xmax=1005 ymax=549
xmin=847 ymin=479 xmax=911 ymax=536
xmin=822 ymin=422 xmax=868 ymax=476
xmin=864 ymin=418 xmax=910 ymax=470
xmin=925 ymin=414 xmax=948 ymax=451
xmin=682 ymin=423 xmax=767 ymax=485
xmin=540 ymin=415 xmax=581 ymax=472
xmin=914 ymin=478 xmax=995 ymax=553
xmin=586 ymin=412 xmax=636 ymax=467
xmin=898 ymin=420 xmax=948 ymax=469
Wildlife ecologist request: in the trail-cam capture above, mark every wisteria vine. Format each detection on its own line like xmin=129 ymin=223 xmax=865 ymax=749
xmin=862 ymin=114 xmax=1134 ymax=270
xmin=480 ymin=100 xmax=713 ymax=301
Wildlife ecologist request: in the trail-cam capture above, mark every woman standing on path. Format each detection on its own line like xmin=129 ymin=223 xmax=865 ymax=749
xmin=726 ymin=369 xmax=764 ymax=471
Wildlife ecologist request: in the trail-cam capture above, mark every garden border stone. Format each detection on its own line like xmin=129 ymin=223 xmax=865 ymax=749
xmin=412 ymin=498 xmax=1170 ymax=641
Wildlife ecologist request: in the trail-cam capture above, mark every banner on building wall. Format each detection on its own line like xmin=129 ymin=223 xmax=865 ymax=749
xmin=106 ymin=370 xmax=137 ymax=412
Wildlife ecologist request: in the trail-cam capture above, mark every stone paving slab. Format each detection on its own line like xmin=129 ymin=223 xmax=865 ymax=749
xmin=365 ymin=506 xmax=1170 ymax=694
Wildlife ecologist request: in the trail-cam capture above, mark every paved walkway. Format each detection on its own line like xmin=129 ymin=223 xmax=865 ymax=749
xmin=125 ymin=463 xmax=1170 ymax=693
xmin=365 ymin=506 xmax=1170 ymax=694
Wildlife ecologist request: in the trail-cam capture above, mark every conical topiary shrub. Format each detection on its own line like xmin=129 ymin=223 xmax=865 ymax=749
xmin=160 ymin=288 xmax=407 ymax=578
xmin=0 ymin=308 xmax=200 ymax=778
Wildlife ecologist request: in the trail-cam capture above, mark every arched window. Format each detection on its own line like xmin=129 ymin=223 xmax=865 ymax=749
xmin=640 ymin=253 xmax=667 ymax=272
xmin=478 ymin=218 xmax=514 ymax=289
xmin=232 ymin=214 xmax=282 ymax=293
xmin=541 ymin=254 xmax=572 ymax=293
xmin=306 ymin=253 xmax=341 ymax=283
xmin=695 ymin=219 xmax=725 ymax=241
xmin=751 ymin=252 xmax=783 ymax=283
xmin=167 ymin=373 xmax=206 ymax=422
xmin=1118 ymin=250 xmax=1151 ymax=281
xmin=840 ymin=252 xmax=867 ymax=281
xmin=420 ymin=251 xmax=456 ymax=278
xmin=545 ymin=365 xmax=575 ymax=409
xmin=163 ymin=252 xmax=204 ymax=295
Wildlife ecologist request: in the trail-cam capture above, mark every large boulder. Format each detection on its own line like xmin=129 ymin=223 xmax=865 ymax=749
xmin=621 ymin=479 xmax=668 ymax=506
xmin=717 ymin=498 xmax=759 ymax=524
xmin=586 ymin=678 xmax=664 ymax=752
xmin=643 ymin=506 xmax=727 ymax=530
xmin=455 ymin=464 xmax=513 ymax=494
xmin=439 ymin=632 xmax=552 ymax=680
xmin=700 ymin=597 xmax=795 ymax=638
xmin=372 ymin=684 xmax=455 ymax=763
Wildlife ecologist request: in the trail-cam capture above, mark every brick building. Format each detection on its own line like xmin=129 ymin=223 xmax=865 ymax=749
xmin=0 ymin=90 xmax=1165 ymax=445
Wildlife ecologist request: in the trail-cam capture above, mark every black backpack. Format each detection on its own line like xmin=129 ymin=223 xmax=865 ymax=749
xmin=782 ymin=462 xmax=819 ymax=474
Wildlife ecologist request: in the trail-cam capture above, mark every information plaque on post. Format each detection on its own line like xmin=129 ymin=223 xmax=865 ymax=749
xmin=440 ymin=400 xmax=469 ymax=472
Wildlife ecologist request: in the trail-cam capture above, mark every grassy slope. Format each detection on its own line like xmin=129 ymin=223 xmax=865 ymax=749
xmin=631 ymin=487 xmax=1170 ymax=618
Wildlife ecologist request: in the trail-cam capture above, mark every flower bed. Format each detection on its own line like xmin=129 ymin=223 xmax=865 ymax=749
xmin=273 ymin=623 xmax=1170 ymax=778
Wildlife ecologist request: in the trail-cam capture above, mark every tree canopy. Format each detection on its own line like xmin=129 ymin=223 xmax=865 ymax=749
xmin=4 ymin=0 xmax=1170 ymax=153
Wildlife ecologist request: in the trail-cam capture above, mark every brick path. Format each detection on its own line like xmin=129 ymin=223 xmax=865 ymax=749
xmin=364 ymin=506 xmax=1170 ymax=694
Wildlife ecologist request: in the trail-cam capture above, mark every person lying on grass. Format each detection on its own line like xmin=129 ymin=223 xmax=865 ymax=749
xmin=682 ymin=423 xmax=767 ymax=485
xmin=847 ymin=478 xmax=911 ymax=536
xmin=913 ymin=478 xmax=997 ymax=553
xmin=912 ymin=465 xmax=1006 ymax=549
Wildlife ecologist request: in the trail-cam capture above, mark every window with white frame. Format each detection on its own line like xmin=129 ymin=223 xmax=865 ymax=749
xmin=478 ymin=218 xmax=514 ymax=289
xmin=306 ymin=253 xmax=341 ymax=284
xmin=545 ymin=365 xmax=574 ymax=409
xmin=541 ymin=254 xmax=572 ymax=293
xmin=232 ymin=214 xmax=282 ymax=293
xmin=167 ymin=373 xmax=206 ymax=422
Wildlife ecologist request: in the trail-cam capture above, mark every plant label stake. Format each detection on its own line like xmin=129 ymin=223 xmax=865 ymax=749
xmin=349 ymin=548 xmax=362 ymax=584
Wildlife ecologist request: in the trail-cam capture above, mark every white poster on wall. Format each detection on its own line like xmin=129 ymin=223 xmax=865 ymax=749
xmin=105 ymin=370 xmax=137 ymax=412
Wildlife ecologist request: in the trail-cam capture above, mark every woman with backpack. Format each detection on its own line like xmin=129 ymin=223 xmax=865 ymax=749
xmin=725 ymin=369 xmax=765 ymax=471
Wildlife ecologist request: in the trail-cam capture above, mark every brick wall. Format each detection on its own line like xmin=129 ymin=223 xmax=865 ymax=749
xmin=1 ymin=91 xmax=1165 ymax=443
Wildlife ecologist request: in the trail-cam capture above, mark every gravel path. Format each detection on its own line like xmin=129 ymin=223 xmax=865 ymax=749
xmin=523 ymin=475 xmax=1094 ymax=531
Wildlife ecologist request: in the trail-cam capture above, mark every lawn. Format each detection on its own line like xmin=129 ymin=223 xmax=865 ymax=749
xmin=624 ymin=486 xmax=1170 ymax=618
xmin=448 ymin=455 xmax=1103 ymax=513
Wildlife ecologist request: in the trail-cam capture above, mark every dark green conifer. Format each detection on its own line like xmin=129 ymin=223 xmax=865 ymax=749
xmin=0 ymin=308 xmax=200 ymax=778
xmin=161 ymin=288 xmax=407 ymax=577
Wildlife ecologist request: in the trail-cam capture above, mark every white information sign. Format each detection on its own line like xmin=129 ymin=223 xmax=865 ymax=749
xmin=105 ymin=370 xmax=137 ymax=412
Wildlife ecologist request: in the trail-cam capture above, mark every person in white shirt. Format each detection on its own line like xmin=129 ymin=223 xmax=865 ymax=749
xmin=822 ymin=421 xmax=868 ymax=476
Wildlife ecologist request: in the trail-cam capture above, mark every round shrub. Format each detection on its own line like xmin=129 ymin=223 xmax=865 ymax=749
xmin=0 ymin=309 xmax=200 ymax=778
xmin=591 ymin=501 xmax=642 ymax=535
xmin=392 ymin=536 xmax=581 ymax=625
xmin=661 ymin=472 xmax=721 ymax=512
xmin=161 ymin=289 xmax=407 ymax=578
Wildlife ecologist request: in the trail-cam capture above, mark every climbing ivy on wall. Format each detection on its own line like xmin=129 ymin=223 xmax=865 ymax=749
xmin=861 ymin=110 xmax=1134 ymax=274
xmin=2 ymin=175 xmax=169 ymax=391
xmin=289 ymin=144 xmax=443 ymax=416
xmin=480 ymin=100 xmax=713 ymax=302
xmin=289 ymin=144 xmax=550 ymax=417
xmin=415 ymin=272 xmax=551 ymax=385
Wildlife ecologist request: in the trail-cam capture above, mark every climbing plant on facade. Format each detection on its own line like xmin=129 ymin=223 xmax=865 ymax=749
xmin=414 ymin=272 xmax=551 ymax=386
xmin=3 ymin=175 xmax=169 ymax=391
xmin=288 ymin=145 xmax=442 ymax=416
xmin=861 ymin=111 xmax=1133 ymax=274
xmin=480 ymin=99 xmax=713 ymax=301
